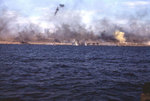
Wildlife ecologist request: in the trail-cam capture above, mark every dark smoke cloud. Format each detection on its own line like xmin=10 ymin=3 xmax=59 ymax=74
xmin=0 ymin=7 xmax=150 ymax=44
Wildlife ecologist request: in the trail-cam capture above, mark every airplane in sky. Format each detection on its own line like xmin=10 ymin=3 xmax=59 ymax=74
xmin=54 ymin=4 xmax=65 ymax=16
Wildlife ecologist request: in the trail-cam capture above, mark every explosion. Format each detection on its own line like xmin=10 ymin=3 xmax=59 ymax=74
xmin=114 ymin=30 xmax=126 ymax=43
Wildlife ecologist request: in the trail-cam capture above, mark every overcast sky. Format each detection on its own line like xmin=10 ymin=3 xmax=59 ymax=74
xmin=0 ymin=0 xmax=150 ymax=28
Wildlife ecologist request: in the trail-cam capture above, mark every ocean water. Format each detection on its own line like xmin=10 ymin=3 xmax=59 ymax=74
xmin=0 ymin=44 xmax=150 ymax=101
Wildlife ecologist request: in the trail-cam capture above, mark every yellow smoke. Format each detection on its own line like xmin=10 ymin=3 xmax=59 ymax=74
xmin=114 ymin=30 xmax=126 ymax=43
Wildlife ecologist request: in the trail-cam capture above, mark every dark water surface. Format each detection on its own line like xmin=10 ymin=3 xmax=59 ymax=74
xmin=0 ymin=44 xmax=150 ymax=101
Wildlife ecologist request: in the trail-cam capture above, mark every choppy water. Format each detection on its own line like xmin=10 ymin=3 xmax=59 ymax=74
xmin=0 ymin=44 xmax=150 ymax=101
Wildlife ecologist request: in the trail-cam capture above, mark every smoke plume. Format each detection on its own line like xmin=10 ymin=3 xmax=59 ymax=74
xmin=0 ymin=6 xmax=150 ymax=45
xmin=114 ymin=30 xmax=126 ymax=43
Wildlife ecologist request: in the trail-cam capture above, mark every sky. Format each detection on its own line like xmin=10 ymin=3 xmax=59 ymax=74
xmin=0 ymin=0 xmax=150 ymax=28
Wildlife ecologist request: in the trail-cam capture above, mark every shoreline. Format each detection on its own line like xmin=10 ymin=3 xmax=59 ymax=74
xmin=0 ymin=41 xmax=149 ymax=46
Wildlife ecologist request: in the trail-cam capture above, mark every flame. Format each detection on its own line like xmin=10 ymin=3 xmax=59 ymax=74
xmin=114 ymin=30 xmax=126 ymax=43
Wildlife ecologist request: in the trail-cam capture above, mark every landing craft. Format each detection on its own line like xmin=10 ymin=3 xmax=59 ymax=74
xmin=54 ymin=4 xmax=65 ymax=16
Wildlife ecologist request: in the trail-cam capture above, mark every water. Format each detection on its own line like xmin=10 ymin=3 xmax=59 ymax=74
xmin=0 ymin=44 xmax=150 ymax=101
